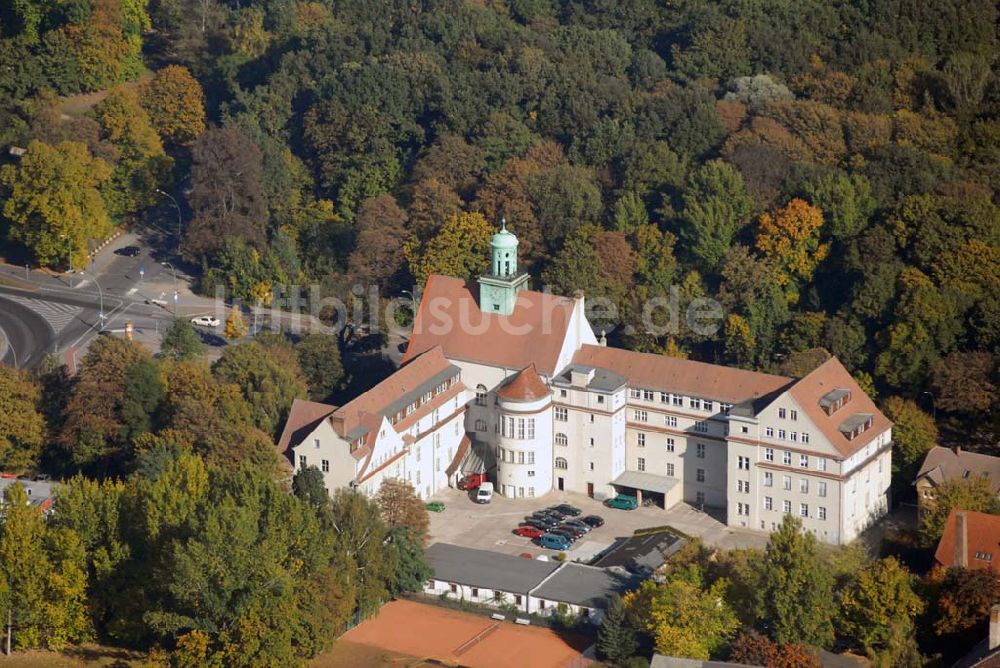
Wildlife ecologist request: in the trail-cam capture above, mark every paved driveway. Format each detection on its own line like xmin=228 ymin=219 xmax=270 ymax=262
xmin=427 ymin=487 xmax=769 ymax=560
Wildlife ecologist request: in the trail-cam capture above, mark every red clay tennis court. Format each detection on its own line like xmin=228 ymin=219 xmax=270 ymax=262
xmin=339 ymin=599 xmax=594 ymax=668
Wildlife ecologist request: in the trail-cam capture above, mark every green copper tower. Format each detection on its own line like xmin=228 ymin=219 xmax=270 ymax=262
xmin=478 ymin=218 xmax=529 ymax=315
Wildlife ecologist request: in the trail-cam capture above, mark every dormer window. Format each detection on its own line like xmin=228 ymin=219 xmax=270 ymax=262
xmin=839 ymin=413 xmax=873 ymax=440
xmin=820 ymin=389 xmax=852 ymax=415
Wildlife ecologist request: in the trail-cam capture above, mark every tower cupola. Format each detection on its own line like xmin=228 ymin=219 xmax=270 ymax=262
xmin=478 ymin=218 xmax=530 ymax=316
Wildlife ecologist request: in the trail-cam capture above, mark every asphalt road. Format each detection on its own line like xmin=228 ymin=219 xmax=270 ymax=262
xmin=0 ymin=295 xmax=53 ymax=368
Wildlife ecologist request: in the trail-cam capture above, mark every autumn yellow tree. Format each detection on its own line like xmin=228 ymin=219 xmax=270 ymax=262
xmin=404 ymin=211 xmax=493 ymax=284
xmin=224 ymin=306 xmax=247 ymax=340
xmin=1 ymin=140 xmax=113 ymax=268
xmin=0 ymin=368 xmax=45 ymax=473
xmin=140 ymin=65 xmax=207 ymax=144
xmin=755 ymin=198 xmax=829 ymax=299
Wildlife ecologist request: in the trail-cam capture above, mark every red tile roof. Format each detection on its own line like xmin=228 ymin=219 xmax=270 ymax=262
xmin=276 ymin=398 xmax=337 ymax=456
xmin=572 ymin=344 xmax=792 ymax=405
xmin=333 ymin=347 xmax=456 ymax=436
xmin=497 ymin=364 xmax=550 ymax=402
xmin=935 ymin=508 xmax=1000 ymax=571
xmin=786 ymin=357 xmax=891 ymax=457
xmin=403 ymin=275 xmax=579 ymax=375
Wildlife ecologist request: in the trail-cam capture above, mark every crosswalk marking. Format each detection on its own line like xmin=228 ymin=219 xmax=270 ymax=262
xmin=2 ymin=295 xmax=83 ymax=334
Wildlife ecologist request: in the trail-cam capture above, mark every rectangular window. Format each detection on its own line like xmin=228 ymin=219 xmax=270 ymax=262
xmin=527 ymin=470 xmax=535 ymax=477
xmin=299 ymin=455 xmax=307 ymax=469
xmin=800 ymin=478 xmax=809 ymax=494
xmin=738 ymin=456 xmax=750 ymax=470
xmin=321 ymin=459 xmax=329 ymax=472
xmin=630 ymin=388 xmax=641 ymax=399
xmin=766 ymin=427 xmax=774 ymax=438
xmin=643 ymin=389 xmax=654 ymax=401
xmin=696 ymin=468 xmax=705 ymax=482
xmin=518 ymin=451 xmax=525 ymax=464
xmin=690 ymin=398 xmax=701 ymax=409
xmin=790 ymin=409 xmax=798 ymax=421
xmin=782 ymin=500 xmax=791 ymax=514
xmin=778 ymin=408 xmax=786 ymax=419
xmin=638 ymin=457 xmax=646 ymax=472
xmin=696 ymin=491 xmax=705 ymax=505
xmin=597 ymin=395 xmax=604 ymax=404
xmin=666 ymin=438 xmax=675 ymax=452
xmin=800 ymin=503 xmax=808 ymax=518
xmin=778 ymin=429 xmax=786 ymax=440
xmin=738 ymin=480 xmax=749 ymax=493
xmin=818 ymin=481 xmax=827 ymax=497
xmin=790 ymin=432 xmax=798 ymax=442
xmin=667 ymin=463 xmax=675 ymax=476
xmin=660 ymin=392 xmax=669 ymax=403
xmin=560 ymin=389 xmax=567 ymax=397
xmin=764 ymin=472 xmax=773 ymax=487
xmin=783 ymin=475 xmax=791 ymax=491
xmin=528 ymin=419 xmax=535 ymax=440
xmin=665 ymin=416 xmax=678 ymax=428
xmin=313 ymin=438 xmax=320 ymax=449
xmin=637 ymin=433 xmax=646 ymax=447
xmin=765 ymin=448 xmax=774 ymax=462
xmin=673 ymin=395 xmax=684 ymax=407
xmin=471 ymin=588 xmax=479 ymax=598
xmin=528 ymin=487 xmax=534 ymax=497
xmin=528 ymin=451 xmax=535 ymax=465
xmin=704 ymin=401 xmax=713 ymax=412
xmin=555 ymin=407 xmax=568 ymax=422
xmin=635 ymin=410 xmax=648 ymax=422
xmin=694 ymin=421 xmax=709 ymax=433
xmin=589 ymin=462 xmax=594 ymax=471
xmin=764 ymin=496 xmax=774 ymax=511
xmin=800 ymin=454 xmax=809 ymax=468
xmin=818 ymin=506 xmax=826 ymax=520
xmin=783 ymin=451 xmax=792 ymax=465
xmin=802 ymin=432 xmax=810 ymax=444
xmin=817 ymin=457 xmax=825 ymax=471
xmin=517 ymin=419 xmax=525 ymax=440
xmin=696 ymin=443 xmax=706 ymax=458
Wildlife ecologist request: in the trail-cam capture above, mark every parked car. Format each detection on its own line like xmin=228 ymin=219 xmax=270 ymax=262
xmin=549 ymin=527 xmax=581 ymax=542
xmin=191 ymin=316 xmax=221 ymax=327
xmin=425 ymin=501 xmax=445 ymax=512
xmin=537 ymin=533 xmax=572 ymax=551
xmin=549 ymin=504 xmax=582 ymax=517
xmin=555 ymin=524 xmax=585 ymax=540
xmin=475 ymin=482 xmax=494 ymax=504
xmin=457 ymin=472 xmax=488 ymax=490
xmin=604 ymin=494 xmax=638 ymax=510
xmin=561 ymin=519 xmax=591 ymax=533
xmin=523 ymin=517 xmax=560 ymax=530
xmin=514 ymin=525 xmax=545 ymax=538
xmin=536 ymin=509 xmax=568 ymax=520
xmin=580 ymin=515 xmax=605 ymax=528
xmin=115 ymin=246 xmax=142 ymax=257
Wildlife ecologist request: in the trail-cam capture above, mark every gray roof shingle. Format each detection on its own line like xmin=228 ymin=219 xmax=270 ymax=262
xmin=425 ymin=543 xmax=559 ymax=594
xmin=531 ymin=563 xmax=638 ymax=608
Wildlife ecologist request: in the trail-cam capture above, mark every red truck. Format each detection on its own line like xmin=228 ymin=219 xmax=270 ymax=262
xmin=457 ymin=472 xmax=488 ymax=490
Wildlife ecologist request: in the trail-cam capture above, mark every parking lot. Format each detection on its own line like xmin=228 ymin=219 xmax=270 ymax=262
xmin=427 ymin=487 xmax=769 ymax=560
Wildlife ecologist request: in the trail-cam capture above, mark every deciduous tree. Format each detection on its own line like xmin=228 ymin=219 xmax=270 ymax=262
xmin=347 ymin=194 xmax=408 ymax=287
xmin=139 ymin=65 xmax=206 ymax=144
xmin=841 ymin=557 xmax=923 ymax=657
xmin=920 ymin=477 xmax=1000 ymax=546
xmin=680 ymin=160 xmax=753 ymax=271
xmin=404 ymin=211 xmax=493 ymax=285
xmin=932 ymin=567 xmax=1000 ymax=637
xmin=295 ymin=333 xmax=344 ymax=402
xmin=755 ymin=515 xmax=835 ymax=647
xmin=375 ymin=479 xmax=429 ymax=544
xmin=160 ymin=319 xmax=206 ymax=361
xmin=755 ymin=199 xmax=829 ymax=298
xmin=882 ymin=397 xmax=937 ymax=480
xmin=212 ymin=340 xmax=307 ymax=437
xmin=0 ymin=367 xmax=44 ymax=473
xmin=1 ymin=140 xmax=113 ymax=268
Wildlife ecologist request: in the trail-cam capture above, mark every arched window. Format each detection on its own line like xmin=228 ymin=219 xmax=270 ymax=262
xmin=475 ymin=384 xmax=487 ymax=406
xmin=555 ymin=457 xmax=568 ymax=470
xmin=554 ymin=433 xmax=568 ymax=447
xmin=474 ymin=419 xmax=487 ymax=432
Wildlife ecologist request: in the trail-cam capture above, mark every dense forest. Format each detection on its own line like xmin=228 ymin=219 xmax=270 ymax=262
xmin=0 ymin=0 xmax=999 ymax=664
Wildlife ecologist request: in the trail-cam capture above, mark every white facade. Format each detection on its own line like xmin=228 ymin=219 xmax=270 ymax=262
xmin=496 ymin=392 xmax=553 ymax=499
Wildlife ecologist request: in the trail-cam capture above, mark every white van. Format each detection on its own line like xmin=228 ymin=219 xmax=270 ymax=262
xmin=475 ymin=482 xmax=494 ymax=504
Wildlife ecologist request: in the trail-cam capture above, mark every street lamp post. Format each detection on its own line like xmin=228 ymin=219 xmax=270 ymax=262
xmin=155 ymin=189 xmax=182 ymax=239
xmin=161 ymin=261 xmax=178 ymax=315
xmin=921 ymin=391 xmax=936 ymax=421
xmin=81 ymin=271 xmax=106 ymax=330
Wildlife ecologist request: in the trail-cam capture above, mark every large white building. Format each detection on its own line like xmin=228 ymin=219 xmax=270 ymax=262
xmin=279 ymin=224 xmax=892 ymax=545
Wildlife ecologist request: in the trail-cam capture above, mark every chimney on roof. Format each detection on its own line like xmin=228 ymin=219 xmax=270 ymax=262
xmin=599 ymin=330 xmax=607 ymax=347
xmin=573 ymin=289 xmax=585 ymax=301
xmin=955 ymin=511 xmax=969 ymax=568
xmin=992 ymin=605 xmax=1000 ymax=650
xmin=954 ymin=445 xmax=962 ymax=456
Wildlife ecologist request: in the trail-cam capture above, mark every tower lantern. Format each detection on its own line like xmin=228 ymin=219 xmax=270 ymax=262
xmin=478 ymin=218 xmax=529 ymax=315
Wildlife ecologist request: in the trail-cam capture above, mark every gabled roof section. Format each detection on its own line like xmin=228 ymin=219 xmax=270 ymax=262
xmin=935 ymin=508 xmax=1000 ymax=571
xmin=572 ymin=345 xmax=792 ymax=405
xmin=331 ymin=346 xmax=463 ymax=440
xmin=425 ymin=543 xmax=560 ymax=594
xmin=916 ymin=446 xmax=1000 ymax=493
xmin=276 ymin=398 xmax=337 ymax=455
xmin=497 ymin=364 xmax=550 ymax=402
xmin=786 ymin=357 xmax=890 ymax=457
xmin=402 ymin=275 xmax=578 ymax=375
